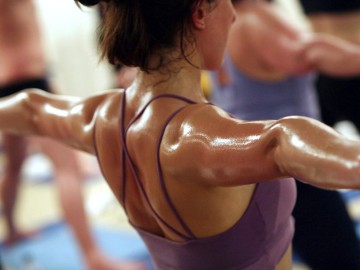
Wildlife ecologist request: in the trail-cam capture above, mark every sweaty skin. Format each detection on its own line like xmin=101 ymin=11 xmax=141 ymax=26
xmin=1 ymin=85 xmax=360 ymax=270
xmin=1 ymin=1 xmax=360 ymax=269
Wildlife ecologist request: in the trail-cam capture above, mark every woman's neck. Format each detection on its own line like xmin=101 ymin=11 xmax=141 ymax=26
xmin=132 ymin=60 xmax=207 ymax=102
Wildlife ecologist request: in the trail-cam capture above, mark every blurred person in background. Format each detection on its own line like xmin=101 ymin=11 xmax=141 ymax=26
xmin=298 ymin=0 xmax=360 ymax=135
xmin=0 ymin=0 xmax=144 ymax=269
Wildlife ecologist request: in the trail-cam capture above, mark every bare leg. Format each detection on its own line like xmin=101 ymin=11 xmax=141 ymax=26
xmin=31 ymin=137 xmax=145 ymax=270
xmin=0 ymin=134 xmax=38 ymax=245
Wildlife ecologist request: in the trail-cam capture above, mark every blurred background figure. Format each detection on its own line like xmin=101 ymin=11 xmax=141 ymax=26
xmin=209 ymin=0 xmax=360 ymax=269
xmin=0 ymin=0 xmax=144 ymax=269
xmin=298 ymin=0 xmax=360 ymax=135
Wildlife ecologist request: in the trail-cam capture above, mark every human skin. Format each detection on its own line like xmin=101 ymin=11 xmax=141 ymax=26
xmin=225 ymin=0 xmax=360 ymax=82
xmin=0 ymin=0 xmax=46 ymax=83
xmin=0 ymin=0 xmax=144 ymax=269
xmin=1 ymin=0 xmax=360 ymax=269
xmin=214 ymin=3 xmax=360 ymax=269
xmin=307 ymin=10 xmax=360 ymax=44
xmin=304 ymin=9 xmax=360 ymax=76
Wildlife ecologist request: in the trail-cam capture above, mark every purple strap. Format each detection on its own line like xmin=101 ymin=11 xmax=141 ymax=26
xmin=156 ymin=106 xmax=196 ymax=239
xmin=120 ymin=91 xmax=201 ymax=240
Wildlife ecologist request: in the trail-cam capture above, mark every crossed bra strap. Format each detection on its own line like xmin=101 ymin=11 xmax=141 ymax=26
xmin=120 ymin=91 xmax=207 ymax=240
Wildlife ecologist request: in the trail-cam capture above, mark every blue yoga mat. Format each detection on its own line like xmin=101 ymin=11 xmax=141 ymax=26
xmin=0 ymin=221 xmax=155 ymax=270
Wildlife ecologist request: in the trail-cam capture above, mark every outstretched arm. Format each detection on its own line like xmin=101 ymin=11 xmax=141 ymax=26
xmin=233 ymin=2 xmax=313 ymax=75
xmin=233 ymin=1 xmax=360 ymax=77
xmin=164 ymin=105 xmax=360 ymax=190
xmin=268 ymin=116 xmax=360 ymax=189
xmin=305 ymin=34 xmax=360 ymax=77
xmin=0 ymin=88 xmax=117 ymax=154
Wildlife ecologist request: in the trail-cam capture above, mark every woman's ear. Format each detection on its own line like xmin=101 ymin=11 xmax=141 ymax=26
xmin=192 ymin=1 xmax=207 ymax=30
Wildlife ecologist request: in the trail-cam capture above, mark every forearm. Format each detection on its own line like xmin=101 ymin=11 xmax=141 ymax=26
xmin=305 ymin=34 xmax=360 ymax=77
xmin=272 ymin=116 xmax=360 ymax=189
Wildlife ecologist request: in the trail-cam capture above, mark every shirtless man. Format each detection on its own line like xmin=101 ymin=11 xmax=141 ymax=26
xmin=0 ymin=1 xmax=143 ymax=269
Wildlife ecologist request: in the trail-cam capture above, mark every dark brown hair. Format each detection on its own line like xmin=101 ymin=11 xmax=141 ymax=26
xmin=232 ymin=0 xmax=272 ymax=4
xmin=75 ymin=0 xmax=214 ymax=72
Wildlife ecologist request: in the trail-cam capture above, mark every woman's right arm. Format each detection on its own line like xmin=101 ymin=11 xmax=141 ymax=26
xmin=0 ymin=88 xmax=119 ymax=154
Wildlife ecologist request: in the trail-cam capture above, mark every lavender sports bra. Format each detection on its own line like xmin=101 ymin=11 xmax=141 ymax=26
xmin=120 ymin=91 xmax=296 ymax=270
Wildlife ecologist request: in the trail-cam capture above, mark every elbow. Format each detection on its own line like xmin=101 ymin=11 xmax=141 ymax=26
xmin=20 ymin=89 xmax=46 ymax=134
xmin=265 ymin=117 xmax=311 ymax=174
